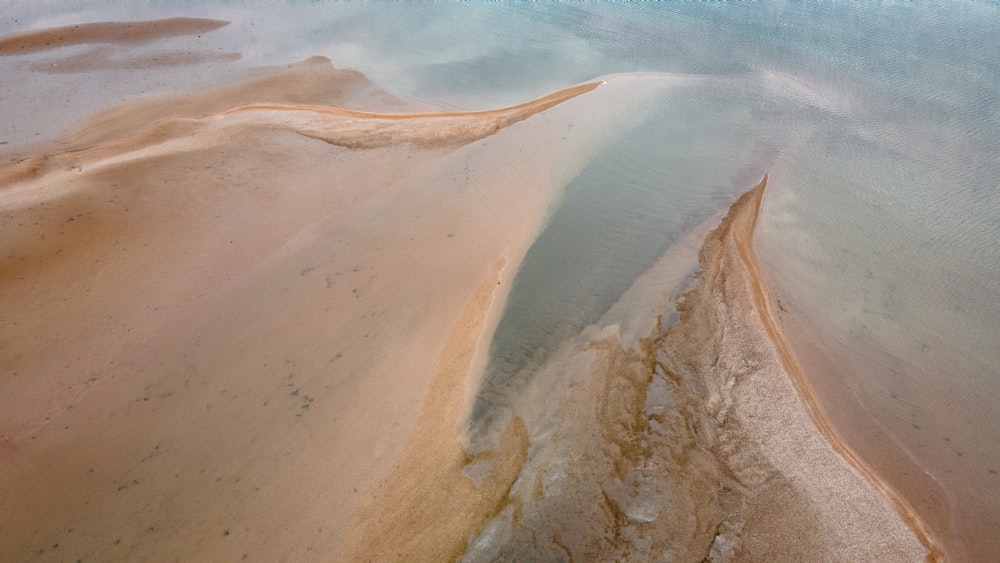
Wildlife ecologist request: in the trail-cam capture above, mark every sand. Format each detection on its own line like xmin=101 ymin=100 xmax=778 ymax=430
xmin=0 ymin=17 xmax=230 ymax=55
xmin=429 ymin=179 xmax=933 ymax=561
xmin=716 ymin=181 xmax=940 ymax=559
xmin=765 ymin=299 xmax=971 ymax=560
xmin=0 ymin=53 xmax=600 ymax=560
xmin=1 ymin=20 xmax=934 ymax=562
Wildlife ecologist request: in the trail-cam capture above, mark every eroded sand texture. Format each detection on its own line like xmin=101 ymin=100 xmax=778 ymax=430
xmin=354 ymin=181 xmax=931 ymax=561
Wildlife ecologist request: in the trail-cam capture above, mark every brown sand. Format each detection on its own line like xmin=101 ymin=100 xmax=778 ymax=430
xmin=0 ymin=17 xmax=230 ymax=55
xmin=344 ymin=259 xmax=532 ymax=561
xmin=0 ymin=59 xmax=598 ymax=561
xmin=743 ymin=242 xmax=946 ymax=557
xmin=431 ymin=179 xmax=932 ymax=560
xmin=767 ymin=301 xmax=965 ymax=560
xmin=0 ymin=16 xmax=246 ymax=152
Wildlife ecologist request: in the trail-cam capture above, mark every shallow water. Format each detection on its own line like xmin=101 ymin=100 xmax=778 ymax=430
xmin=3 ymin=1 xmax=999 ymax=559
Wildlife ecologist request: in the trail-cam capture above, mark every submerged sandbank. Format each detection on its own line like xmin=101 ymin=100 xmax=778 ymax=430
xmin=766 ymin=298 xmax=967 ymax=561
xmin=730 ymin=182 xmax=943 ymax=560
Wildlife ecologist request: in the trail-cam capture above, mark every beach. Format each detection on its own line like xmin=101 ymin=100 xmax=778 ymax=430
xmin=3 ymin=12 xmax=994 ymax=561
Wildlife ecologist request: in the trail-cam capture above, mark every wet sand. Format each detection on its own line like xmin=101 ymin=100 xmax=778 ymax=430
xmin=423 ymin=179 xmax=932 ymax=561
xmin=0 ymin=17 xmax=229 ymax=55
xmin=0 ymin=16 xmax=241 ymax=75
xmin=765 ymin=299 xmax=973 ymax=560
xmin=727 ymin=182 xmax=943 ymax=560
xmin=0 ymin=53 xmax=599 ymax=560
xmin=1 ymin=20 xmax=932 ymax=561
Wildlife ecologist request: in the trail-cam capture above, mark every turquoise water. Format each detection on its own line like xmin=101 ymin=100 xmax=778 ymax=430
xmin=3 ymin=1 xmax=999 ymax=557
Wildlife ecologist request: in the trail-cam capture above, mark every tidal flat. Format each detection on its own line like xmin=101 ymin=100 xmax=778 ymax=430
xmin=3 ymin=4 xmax=999 ymax=561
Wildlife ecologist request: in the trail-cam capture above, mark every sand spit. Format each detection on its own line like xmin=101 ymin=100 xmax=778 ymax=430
xmin=219 ymin=80 xmax=601 ymax=149
xmin=0 ymin=57 xmax=610 ymax=561
xmin=0 ymin=63 xmax=598 ymax=191
xmin=26 ymin=46 xmax=242 ymax=75
xmin=437 ymin=179 xmax=929 ymax=561
xmin=344 ymin=259 xmax=532 ymax=562
xmin=0 ymin=17 xmax=230 ymax=55
xmin=736 ymin=188 xmax=946 ymax=560
xmin=5 ymin=78 xmax=598 ymax=176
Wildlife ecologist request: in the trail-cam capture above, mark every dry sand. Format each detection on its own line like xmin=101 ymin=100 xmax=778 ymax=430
xmin=0 ymin=54 xmax=599 ymax=560
xmin=0 ymin=20 xmax=935 ymax=561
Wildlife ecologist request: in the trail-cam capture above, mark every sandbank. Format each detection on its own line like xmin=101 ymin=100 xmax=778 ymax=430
xmin=0 ymin=27 xmax=933 ymax=562
xmin=766 ymin=298 xmax=970 ymax=560
xmin=728 ymin=181 xmax=943 ymax=560
xmin=400 ymin=178 xmax=933 ymax=561
xmin=0 ymin=56 xmax=597 ymax=560
xmin=0 ymin=17 xmax=229 ymax=55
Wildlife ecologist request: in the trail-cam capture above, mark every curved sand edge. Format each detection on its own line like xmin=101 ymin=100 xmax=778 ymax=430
xmin=0 ymin=34 xmax=935 ymax=556
xmin=0 ymin=55 xmax=624 ymax=559
xmin=219 ymin=80 xmax=602 ymax=149
xmin=736 ymin=179 xmax=944 ymax=560
xmin=345 ymin=176 xmax=938 ymax=561
xmin=343 ymin=259 xmax=532 ymax=561
xmin=0 ymin=78 xmax=600 ymax=193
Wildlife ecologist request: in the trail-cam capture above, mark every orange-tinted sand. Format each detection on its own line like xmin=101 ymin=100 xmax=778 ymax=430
xmin=0 ymin=17 xmax=229 ymax=55
xmin=733 ymin=181 xmax=944 ymax=560
xmin=0 ymin=57 xmax=598 ymax=560
xmin=1 ymin=39 xmax=933 ymax=561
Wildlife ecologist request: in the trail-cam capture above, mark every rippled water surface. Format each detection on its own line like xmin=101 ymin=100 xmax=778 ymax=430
xmin=3 ymin=1 xmax=999 ymax=559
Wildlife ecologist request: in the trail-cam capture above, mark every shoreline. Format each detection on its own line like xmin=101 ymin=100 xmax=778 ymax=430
xmin=738 ymin=180 xmax=944 ymax=560
xmin=417 ymin=177 xmax=934 ymax=560
xmin=344 ymin=259 xmax=529 ymax=561
xmin=0 ymin=68 xmax=600 ymax=204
